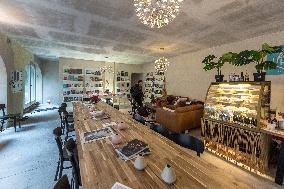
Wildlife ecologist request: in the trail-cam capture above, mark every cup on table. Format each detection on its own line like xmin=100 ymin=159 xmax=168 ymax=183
xmin=117 ymin=122 xmax=127 ymax=130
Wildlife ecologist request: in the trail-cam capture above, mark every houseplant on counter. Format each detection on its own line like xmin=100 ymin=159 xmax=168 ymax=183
xmin=202 ymin=55 xmax=225 ymax=82
xmin=230 ymin=43 xmax=280 ymax=81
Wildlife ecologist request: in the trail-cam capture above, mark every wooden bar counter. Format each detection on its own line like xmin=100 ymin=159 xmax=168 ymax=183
xmin=73 ymin=102 xmax=259 ymax=189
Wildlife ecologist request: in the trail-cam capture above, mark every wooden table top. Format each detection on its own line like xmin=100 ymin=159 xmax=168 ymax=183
xmin=73 ymin=102 xmax=260 ymax=189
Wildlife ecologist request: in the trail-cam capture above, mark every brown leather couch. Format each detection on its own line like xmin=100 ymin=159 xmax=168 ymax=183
xmin=156 ymin=104 xmax=204 ymax=133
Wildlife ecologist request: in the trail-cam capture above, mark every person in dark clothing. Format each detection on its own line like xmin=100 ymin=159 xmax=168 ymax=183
xmin=130 ymin=80 xmax=144 ymax=107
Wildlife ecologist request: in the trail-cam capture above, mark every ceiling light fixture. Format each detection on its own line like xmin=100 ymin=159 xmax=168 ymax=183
xmin=155 ymin=56 xmax=170 ymax=72
xmin=133 ymin=0 xmax=183 ymax=28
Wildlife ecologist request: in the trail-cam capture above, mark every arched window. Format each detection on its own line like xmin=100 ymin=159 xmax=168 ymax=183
xmin=25 ymin=62 xmax=42 ymax=107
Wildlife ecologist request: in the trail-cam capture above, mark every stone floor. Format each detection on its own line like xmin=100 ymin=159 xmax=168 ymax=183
xmin=0 ymin=105 xmax=72 ymax=189
xmin=0 ymin=104 xmax=282 ymax=189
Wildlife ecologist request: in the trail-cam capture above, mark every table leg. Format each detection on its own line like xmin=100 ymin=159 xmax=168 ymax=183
xmin=275 ymin=138 xmax=284 ymax=185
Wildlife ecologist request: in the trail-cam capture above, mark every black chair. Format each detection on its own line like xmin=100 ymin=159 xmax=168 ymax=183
xmin=63 ymin=111 xmax=75 ymax=142
xmin=0 ymin=104 xmax=7 ymax=132
xmin=170 ymin=133 xmax=204 ymax=156
xmin=53 ymin=175 xmax=71 ymax=189
xmin=150 ymin=124 xmax=169 ymax=138
xmin=61 ymin=103 xmax=73 ymax=117
xmin=53 ymin=127 xmax=72 ymax=181
xmin=65 ymin=138 xmax=81 ymax=189
xmin=58 ymin=107 xmax=66 ymax=131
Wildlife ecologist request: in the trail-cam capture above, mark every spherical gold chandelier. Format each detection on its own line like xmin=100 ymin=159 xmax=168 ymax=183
xmin=133 ymin=0 xmax=183 ymax=28
xmin=155 ymin=57 xmax=170 ymax=72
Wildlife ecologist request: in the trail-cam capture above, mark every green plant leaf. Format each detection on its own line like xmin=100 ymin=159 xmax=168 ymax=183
xmin=233 ymin=50 xmax=252 ymax=66
xmin=202 ymin=55 xmax=216 ymax=64
xmin=262 ymin=43 xmax=275 ymax=53
xmin=263 ymin=61 xmax=277 ymax=70
xmin=203 ymin=62 xmax=216 ymax=71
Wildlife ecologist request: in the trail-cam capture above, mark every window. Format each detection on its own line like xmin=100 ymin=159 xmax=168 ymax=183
xmin=25 ymin=63 xmax=37 ymax=107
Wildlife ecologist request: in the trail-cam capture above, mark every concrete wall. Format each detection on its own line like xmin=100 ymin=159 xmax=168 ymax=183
xmin=0 ymin=56 xmax=7 ymax=106
xmin=40 ymin=59 xmax=60 ymax=105
xmin=142 ymin=31 xmax=284 ymax=111
xmin=0 ymin=33 xmax=35 ymax=114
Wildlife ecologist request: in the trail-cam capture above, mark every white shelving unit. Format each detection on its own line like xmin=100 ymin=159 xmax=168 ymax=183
xmin=144 ymin=71 xmax=165 ymax=102
xmin=63 ymin=67 xmax=84 ymax=103
xmin=85 ymin=68 xmax=104 ymax=94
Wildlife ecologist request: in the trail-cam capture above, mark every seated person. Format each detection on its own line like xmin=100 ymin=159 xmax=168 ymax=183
xmin=130 ymin=80 xmax=144 ymax=107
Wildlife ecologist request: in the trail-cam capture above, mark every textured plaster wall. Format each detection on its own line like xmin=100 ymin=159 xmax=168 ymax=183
xmin=142 ymin=31 xmax=284 ymax=111
xmin=0 ymin=33 xmax=35 ymax=114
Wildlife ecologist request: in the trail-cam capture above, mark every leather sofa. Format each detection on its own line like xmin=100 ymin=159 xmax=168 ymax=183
xmin=156 ymin=104 xmax=204 ymax=133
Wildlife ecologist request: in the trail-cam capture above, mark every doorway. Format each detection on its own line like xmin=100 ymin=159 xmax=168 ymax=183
xmin=131 ymin=73 xmax=143 ymax=87
xmin=0 ymin=56 xmax=7 ymax=114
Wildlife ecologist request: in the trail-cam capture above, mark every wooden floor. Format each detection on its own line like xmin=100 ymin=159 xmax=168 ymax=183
xmin=74 ymin=102 xmax=281 ymax=189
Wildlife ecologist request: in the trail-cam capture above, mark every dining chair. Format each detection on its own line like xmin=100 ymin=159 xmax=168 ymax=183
xmin=53 ymin=127 xmax=72 ymax=181
xmin=150 ymin=123 xmax=169 ymax=138
xmin=65 ymin=138 xmax=81 ymax=189
xmin=0 ymin=104 xmax=7 ymax=132
xmin=171 ymin=133 xmax=204 ymax=156
xmin=53 ymin=175 xmax=71 ymax=189
xmin=63 ymin=111 xmax=75 ymax=142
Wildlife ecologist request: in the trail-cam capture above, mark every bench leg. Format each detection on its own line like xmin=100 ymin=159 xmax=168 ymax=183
xmin=14 ymin=118 xmax=17 ymax=132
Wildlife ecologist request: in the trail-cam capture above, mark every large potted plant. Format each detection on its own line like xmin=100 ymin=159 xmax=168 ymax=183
xmin=202 ymin=55 xmax=225 ymax=82
xmin=250 ymin=43 xmax=279 ymax=81
xmin=229 ymin=43 xmax=279 ymax=81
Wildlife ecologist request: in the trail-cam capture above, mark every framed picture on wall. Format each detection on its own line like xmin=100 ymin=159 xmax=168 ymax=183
xmin=267 ymin=46 xmax=284 ymax=75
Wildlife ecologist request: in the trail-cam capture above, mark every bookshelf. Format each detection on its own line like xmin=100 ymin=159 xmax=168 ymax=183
xmin=144 ymin=72 xmax=165 ymax=102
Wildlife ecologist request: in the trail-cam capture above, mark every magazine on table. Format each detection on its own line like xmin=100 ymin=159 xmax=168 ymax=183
xmin=111 ymin=182 xmax=132 ymax=189
xmin=92 ymin=113 xmax=110 ymax=120
xmin=115 ymin=139 xmax=150 ymax=161
xmin=81 ymin=127 xmax=114 ymax=143
xmin=102 ymin=122 xmax=117 ymax=128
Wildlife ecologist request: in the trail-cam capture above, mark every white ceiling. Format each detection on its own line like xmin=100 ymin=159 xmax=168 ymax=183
xmin=1 ymin=0 xmax=284 ymax=64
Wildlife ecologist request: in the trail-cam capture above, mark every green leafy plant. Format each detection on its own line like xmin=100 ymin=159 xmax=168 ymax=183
xmin=229 ymin=43 xmax=280 ymax=73
xmin=202 ymin=55 xmax=224 ymax=75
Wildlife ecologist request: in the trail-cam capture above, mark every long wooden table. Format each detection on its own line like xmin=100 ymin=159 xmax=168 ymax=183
xmin=73 ymin=102 xmax=264 ymax=189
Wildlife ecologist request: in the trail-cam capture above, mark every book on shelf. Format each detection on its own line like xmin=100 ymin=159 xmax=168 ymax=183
xmin=115 ymin=139 xmax=150 ymax=161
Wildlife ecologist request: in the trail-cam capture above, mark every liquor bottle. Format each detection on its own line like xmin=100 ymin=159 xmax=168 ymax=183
xmin=245 ymin=70 xmax=249 ymax=81
xmin=240 ymin=72 xmax=244 ymax=81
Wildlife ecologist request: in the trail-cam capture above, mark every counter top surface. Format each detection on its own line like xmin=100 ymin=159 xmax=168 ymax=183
xmin=73 ymin=102 xmax=264 ymax=189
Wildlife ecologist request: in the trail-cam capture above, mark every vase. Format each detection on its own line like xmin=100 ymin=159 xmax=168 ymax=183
xmin=161 ymin=164 xmax=176 ymax=184
xmin=253 ymin=72 xmax=266 ymax=81
xmin=134 ymin=155 xmax=146 ymax=171
xmin=117 ymin=122 xmax=126 ymax=130
xmin=111 ymin=134 xmax=121 ymax=145
xmin=215 ymin=75 xmax=224 ymax=82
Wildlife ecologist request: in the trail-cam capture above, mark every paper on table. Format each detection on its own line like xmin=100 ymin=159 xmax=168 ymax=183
xmin=102 ymin=122 xmax=117 ymax=127
xmin=111 ymin=182 xmax=132 ymax=189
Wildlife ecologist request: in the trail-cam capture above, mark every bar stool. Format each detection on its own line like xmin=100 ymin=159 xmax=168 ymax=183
xmin=65 ymin=138 xmax=81 ymax=189
xmin=53 ymin=175 xmax=71 ymax=189
xmin=53 ymin=127 xmax=72 ymax=181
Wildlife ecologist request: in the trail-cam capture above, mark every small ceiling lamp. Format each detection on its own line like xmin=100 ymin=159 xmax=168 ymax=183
xmin=155 ymin=57 xmax=170 ymax=72
xmin=133 ymin=0 xmax=183 ymax=28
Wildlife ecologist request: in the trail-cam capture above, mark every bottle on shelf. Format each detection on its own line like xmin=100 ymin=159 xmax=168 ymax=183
xmin=240 ymin=72 xmax=244 ymax=81
xmin=245 ymin=70 xmax=249 ymax=81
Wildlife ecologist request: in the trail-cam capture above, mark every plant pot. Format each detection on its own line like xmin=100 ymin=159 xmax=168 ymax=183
xmin=253 ymin=72 xmax=266 ymax=81
xmin=215 ymin=75 xmax=224 ymax=82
